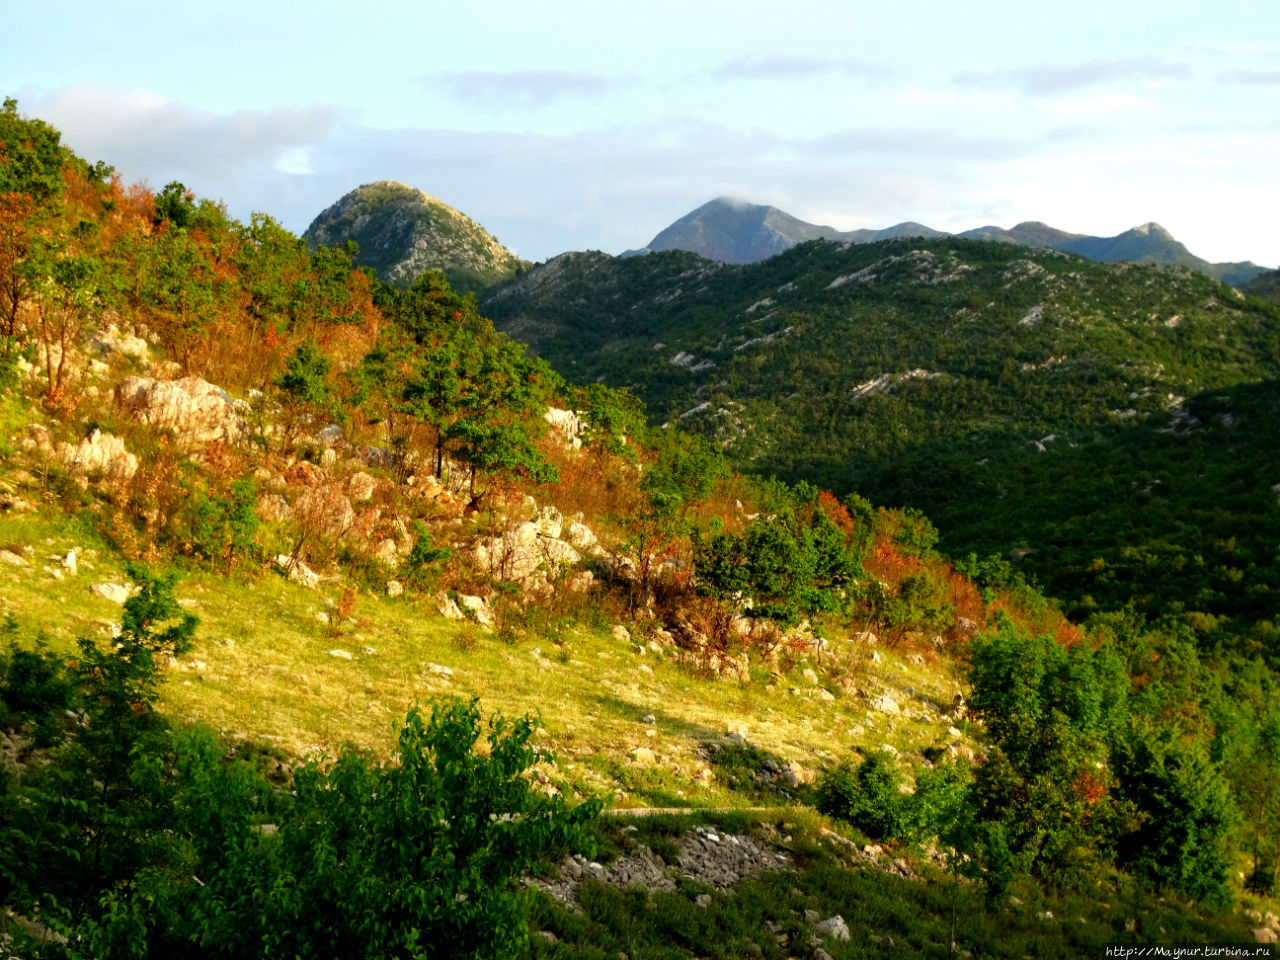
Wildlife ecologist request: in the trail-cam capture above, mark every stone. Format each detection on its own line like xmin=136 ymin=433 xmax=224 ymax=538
xmin=565 ymin=520 xmax=598 ymax=551
xmin=640 ymin=713 xmax=656 ymax=725
xmin=426 ymin=663 xmax=453 ymax=677
xmin=90 ymin=324 xmax=150 ymax=361
xmin=0 ymin=549 xmax=28 ymax=567
xmin=869 ymin=694 xmax=900 ymax=714
xmin=694 ymin=893 xmax=712 ymax=908
xmin=374 ymin=538 xmax=399 ymax=565
xmin=292 ymin=486 xmax=354 ymax=539
xmin=459 ymin=595 xmax=493 ymax=627
xmin=438 ymin=595 xmax=465 ymax=620
xmin=533 ymin=505 xmax=564 ymax=540
xmin=629 ymin=746 xmax=656 ymax=764
xmin=256 ymin=493 xmax=291 ymax=522
xmin=274 ymin=554 xmax=320 ymax=589
xmin=328 ymin=649 xmax=352 ymax=660
xmin=544 ymin=407 xmax=586 ymax=448
xmin=59 ymin=429 xmax=139 ymax=482
xmin=611 ymin=624 xmax=631 ymax=643
xmin=815 ymin=915 xmax=851 ymax=941
xmin=345 ymin=471 xmax=377 ymax=503
xmin=802 ymin=667 xmax=820 ymax=685
xmin=116 ymin=376 xmax=247 ymax=447
xmin=385 ymin=580 xmax=403 ymax=597
xmin=316 ymin=424 xmax=344 ymax=446
xmin=90 ymin=582 xmax=134 ymax=604
xmin=1255 ymin=928 xmax=1279 ymax=945
xmin=813 ymin=950 xmax=835 ymax=960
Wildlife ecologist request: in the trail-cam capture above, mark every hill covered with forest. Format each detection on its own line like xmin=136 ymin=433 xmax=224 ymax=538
xmin=482 ymin=239 xmax=1280 ymax=656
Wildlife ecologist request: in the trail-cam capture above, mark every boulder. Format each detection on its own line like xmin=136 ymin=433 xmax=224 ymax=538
xmin=869 ymin=694 xmax=900 ymax=715
xmin=385 ymin=580 xmax=404 ymax=598
xmin=815 ymin=916 xmax=851 ymax=942
xmin=90 ymin=582 xmax=134 ymax=604
xmin=438 ymin=595 xmax=465 ymax=620
xmin=544 ymin=407 xmax=586 ymax=448
xmin=59 ymin=429 xmax=138 ymax=482
xmin=116 ymin=376 xmax=247 ymax=447
xmin=345 ymin=472 xmax=377 ymax=503
xmin=89 ymin=324 xmax=149 ymax=361
xmin=459 ymin=595 xmax=493 ymax=627
xmin=292 ymin=487 xmax=354 ymax=539
xmin=611 ymin=624 xmax=632 ymax=643
xmin=0 ymin=549 xmax=28 ymax=567
xmin=565 ymin=520 xmax=598 ymax=551
xmin=316 ymin=424 xmax=344 ymax=447
xmin=274 ymin=554 xmax=320 ymax=589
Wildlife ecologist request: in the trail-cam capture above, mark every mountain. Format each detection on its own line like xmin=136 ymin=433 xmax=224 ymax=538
xmin=303 ymin=181 xmax=527 ymax=294
xmin=483 ymin=238 xmax=1280 ymax=633
xmin=624 ymin=197 xmax=945 ymax=263
xmin=1242 ymin=266 xmax=1280 ymax=301
xmin=629 ymin=200 xmax=1270 ymax=286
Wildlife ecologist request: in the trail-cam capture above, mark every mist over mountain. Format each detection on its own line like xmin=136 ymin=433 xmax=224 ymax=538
xmin=626 ymin=198 xmax=1269 ymax=286
xmin=303 ymin=181 xmax=527 ymax=295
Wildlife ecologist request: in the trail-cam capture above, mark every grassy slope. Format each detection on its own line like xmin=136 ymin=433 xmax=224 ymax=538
xmin=0 ymin=506 xmax=969 ymax=811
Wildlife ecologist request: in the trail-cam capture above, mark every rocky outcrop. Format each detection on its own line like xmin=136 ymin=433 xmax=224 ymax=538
xmin=116 ymin=376 xmax=247 ymax=447
xmin=469 ymin=506 xmax=591 ymax=586
xmin=58 ymin=429 xmax=138 ymax=483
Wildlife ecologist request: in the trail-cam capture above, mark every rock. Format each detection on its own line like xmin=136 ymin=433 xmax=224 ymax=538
xmin=292 ymin=486 xmax=354 ymax=539
xmin=694 ymin=893 xmax=712 ymax=908
xmin=0 ymin=549 xmax=28 ymax=567
xmin=316 ymin=424 xmax=344 ymax=446
xmin=256 ymin=493 xmax=291 ymax=522
xmin=116 ymin=376 xmax=247 ymax=447
xmin=629 ymin=746 xmax=656 ymax=764
xmin=869 ymin=694 xmax=900 ymax=714
xmin=640 ymin=713 xmax=656 ymax=725
xmin=565 ymin=521 xmax=598 ymax=551
xmin=544 ymin=407 xmax=586 ymax=448
xmin=274 ymin=554 xmax=320 ymax=589
xmin=533 ymin=505 xmax=564 ymax=539
xmin=534 ymin=931 xmax=558 ymax=944
xmin=426 ymin=663 xmax=453 ymax=677
xmin=385 ymin=580 xmax=403 ymax=597
xmin=459 ymin=595 xmax=493 ymax=627
xmin=59 ymin=429 xmax=139 ymax=482
xmin=374 ymin=538 xmax=399 ymax=565
xmin=1255 ymin=928 xmax=1280 ymax=944
xmin=345 ymin=471 xmax=377 ymax=503
xmin=813 ymin=950 xmax=834 ymax=960
xmin=328 ymin=649 xmax=352 ymax=660
xmin=611 ymin=624 xmax=631 ymax=643
xmin=438 ymin=594 xmax=465 ymax=620
xmin=62 ymin=548 xmax=78 ymax=575
xmin=90 ymin=582 xmax=134 ymax=604
xmin=1036 ymin=910 xmax=1055 ymax=922
xmin=815 ymin=915 xmax=851 ymax=941
xmin=90 ymin=324 xmax=149 ymax=361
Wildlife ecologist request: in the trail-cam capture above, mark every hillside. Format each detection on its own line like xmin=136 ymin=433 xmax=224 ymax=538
xmin=303 ymin=180 xmax=527 ymax=294
xmin=482 ymin=238 xmax=1280 ymax=648
xmin=629 ymin=198 xmax=1269 ymax=285
xmin=2 ymin=100 xmax=1280 ymax=956
xmin=1243 ymin=267 xmax=1280 ymax=301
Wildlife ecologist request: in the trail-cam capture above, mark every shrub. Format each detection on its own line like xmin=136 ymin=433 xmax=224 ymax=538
xmin=816 ymin=751 xmax=908 ymax=841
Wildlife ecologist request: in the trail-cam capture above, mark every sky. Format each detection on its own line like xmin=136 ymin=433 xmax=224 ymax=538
xmin=5 ymin=0 xmax=1279 ymax=266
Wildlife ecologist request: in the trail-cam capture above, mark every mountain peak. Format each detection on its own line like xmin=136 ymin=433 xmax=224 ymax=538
xmin=303 ymin=182 xmax=523 ymax=294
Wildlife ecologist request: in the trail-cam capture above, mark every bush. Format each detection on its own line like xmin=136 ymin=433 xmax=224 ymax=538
xmin=816 ymin=751 xmax=908 ymax=840
xmin=84 ymin=698 xmax=602 ymax=959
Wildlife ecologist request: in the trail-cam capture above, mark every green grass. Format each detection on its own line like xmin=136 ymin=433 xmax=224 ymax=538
xmin=530 ymin=811 xmax=1266 ymax=959
xmin=0 ymin=508 xmax=971 ymax=808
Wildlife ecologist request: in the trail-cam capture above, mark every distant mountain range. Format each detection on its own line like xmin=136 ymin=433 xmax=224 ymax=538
xmin=624 ymin=197 xmax=1269 ymax=287
xmin=303 ymin=182 xmax=527 ymax=295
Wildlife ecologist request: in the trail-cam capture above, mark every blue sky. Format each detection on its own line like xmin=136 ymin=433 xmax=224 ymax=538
xmin=5 ymin=0 xmax=1279 ymax=266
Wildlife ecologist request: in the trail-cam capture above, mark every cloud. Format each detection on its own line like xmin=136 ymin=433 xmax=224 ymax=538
xmin=421 ymin=70 xmax=632 ymax=110
xmin=30 ymin=84 xmax=338 ymax=182
xmin=1218 ymin=68 xmax=1280 ymax=85
xmin=711 ymin=55 xmax=886 ymax=82
xmin=955 ymin=58 xmax=1190 ymax=97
